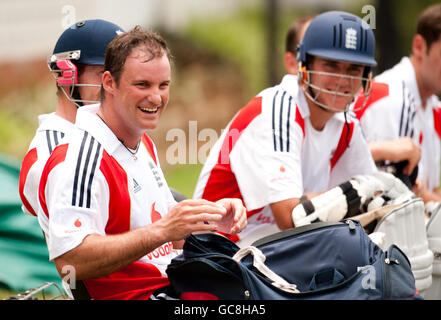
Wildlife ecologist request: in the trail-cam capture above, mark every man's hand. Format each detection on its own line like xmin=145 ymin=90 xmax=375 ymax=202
xmin=369 ymin=137 xmax=421 ymax=175
xmin=412 ymin=179 xmax=424 ymax=198
xmin=215 ymin=198 xmax=247 ymax=235
xmin=412 ymin=179 xmax=441 ymax=203
xmin=53 ymin=199 xmax=243 ymax=280
xmin=159 ymin=198 xmax=247 ymax=241
xmin=372 ymin=171 xmax=414 ymax=203
xmin=159 ymin=199 xmax=228 ymax=242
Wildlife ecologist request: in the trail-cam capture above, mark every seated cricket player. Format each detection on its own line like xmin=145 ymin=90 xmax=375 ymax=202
xmin=19 ymin=19 xmax=124 ymax=235
xmin=194 ymin=11 xmax=413 ymax=246
xmin=354 ymin=3 xmax=441 ymax=206
xmin=38 ymin=26 xmax=247 ymax=300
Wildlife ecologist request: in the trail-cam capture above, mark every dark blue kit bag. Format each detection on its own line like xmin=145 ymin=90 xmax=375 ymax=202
xmin=166 ymin=220 xmax=422 ymax=300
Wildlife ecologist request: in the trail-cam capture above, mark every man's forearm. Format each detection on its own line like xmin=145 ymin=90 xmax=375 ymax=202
xmin=54 ymin=224 xmax=167 ymax=280
xmin=270 ymin=192 xmax=323 ymax=229
xmin=420 ymin=188 xmax=441 ymax=203
xmin=369 ymin=141 xmax=396 ymax=162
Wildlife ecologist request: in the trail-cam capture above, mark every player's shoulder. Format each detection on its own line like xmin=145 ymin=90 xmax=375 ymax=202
xmin=43 ymin=130 xmax=104 ymax=191
xmin=258 ymin=75 xmax=299 ymax=104
xmin=230 ymin=92 xmax=268 ymax=129
xmin=374 ymin=64 xmax=416 ymax=98
xmin=353 ymin=78 xmax=410 ymax=120
xmin=36 ymin=112 xmax=74 ymax=133
xmin=256 ymin=83 xmax=303 ymax=119
xmin=46 ymin=127 xmax=94 ymax=174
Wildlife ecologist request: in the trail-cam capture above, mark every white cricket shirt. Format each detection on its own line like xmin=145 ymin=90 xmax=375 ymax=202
xmin=19 ymin=112 xmax=74 ymax=234
xmin=194 ymin=74 xmax=376 ymax=245
xmin=355 ymin=57 xmax=441 ymax=191
xmin=39 ymin=105 xmax=177 ymax=299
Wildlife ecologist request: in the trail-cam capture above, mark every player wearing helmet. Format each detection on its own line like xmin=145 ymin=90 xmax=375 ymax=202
xmin=354 ymin=3 xmax=441 ymax=204
xmin=194 ymin=11 xmax=411 ymax=246
xmin=19 ymin=20 xmax=124 ymax=234
xmin=49 ymin=19 xmax=124 ymax=110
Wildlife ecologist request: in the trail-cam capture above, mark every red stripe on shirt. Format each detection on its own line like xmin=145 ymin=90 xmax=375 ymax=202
xmin=433 ymin=106 xmax=441 ymax=140
xmin=295 ymin=106 xmax=305 ymax=137
xmin=201 ymin=97 xmax=263 ymax=241
xmin=353 ymin=82 xmax=389 ymax=120
xmin=39 ymin=144 xmax=68 ymax=219
xmin=330 ymin=122 xmax=355 ymax=170
xmin=83 ymin=150 xmax=169 ymax=300
xmin=82 ymin=261 xmax=170 ymax=300
xmin=19 ymin=147 xmax=38 ymax=216
xmin=100 ymin=150 xmax=131 ymax=235
xmin=142 ymin=133 xmax=157 ymax=165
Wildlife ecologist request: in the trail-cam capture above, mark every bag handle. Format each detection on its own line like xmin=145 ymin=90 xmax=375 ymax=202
xmin=233 ymin=246 xmax=300 ymax=294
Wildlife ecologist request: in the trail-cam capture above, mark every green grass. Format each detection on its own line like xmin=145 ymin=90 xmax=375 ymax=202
xmin=0 ymin=283 xmax=67 ymax=300
xmin=184 ymin=8 xmax=267 ymax=95
xmin=183 ymin=6 xmax=331 ymax=95
xmin=164 ymin=164 xmax=203 ymax=199
xmin=0 ymin=289 xmax=16 ymax=300
xmin=0 ymin=83 xmax=56 ymax=160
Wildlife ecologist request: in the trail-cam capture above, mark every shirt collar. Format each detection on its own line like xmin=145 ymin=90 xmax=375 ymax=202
xmin=74 ymin=104 xmax=122 ymax=155
xmin=37 ymin=112 xmax=75 ymax=132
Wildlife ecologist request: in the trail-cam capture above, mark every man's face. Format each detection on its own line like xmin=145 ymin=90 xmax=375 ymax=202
xmin=111 ymin=47 xmax=171 ymax=133
xmin=284 ymin=20 xmax=312 ymax=75
xmin=420 ymin=35 xmax=441 ymax=96
xmin=307 ymin=57 xmax=365 ymax=112
xmin=77 ymin=65 xmax=104 ymax=104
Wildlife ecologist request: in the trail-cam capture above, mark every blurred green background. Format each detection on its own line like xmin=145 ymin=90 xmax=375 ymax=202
xmin=0 ymin=0 xmax=440 ymax=298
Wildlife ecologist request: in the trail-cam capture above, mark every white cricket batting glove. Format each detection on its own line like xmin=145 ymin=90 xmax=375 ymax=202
xmin=291 ymin=186 xmax=351 ymax=227
xmin=371 ymin=171 xmax=414 ymax=204
xmin=350 ymin=174 xmax=385 ymax=205
xmin=355 ymin=172 xmax=415 ymax=212
xmin=292 ymin=175 xmax=384 ymax=227
xmin=366 ymin=195 xmax=387 ymax=212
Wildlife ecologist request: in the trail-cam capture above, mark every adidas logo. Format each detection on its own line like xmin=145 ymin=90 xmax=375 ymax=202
xmin=133 ymin=178 xmax=141 ymax=193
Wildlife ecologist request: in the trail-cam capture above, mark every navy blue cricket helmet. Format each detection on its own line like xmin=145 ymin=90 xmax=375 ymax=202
xmin=53 ymin=19 xmax=124 ymax=66
xmin=297 ymin=11 xmax=377 ymax=70
xmin=48 ymin=19 xmax=124 ymax=107
xmin=296 ymin=11 xmax=377 ymax=112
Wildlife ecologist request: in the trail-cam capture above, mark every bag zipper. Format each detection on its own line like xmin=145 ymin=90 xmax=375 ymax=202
xmin=384 ymin=248 xmax=400 ymax=299
xmin=345 ymin=219 xmax=356 ymax=231
xmin=253 ymin=219 xmax=358 ymax=247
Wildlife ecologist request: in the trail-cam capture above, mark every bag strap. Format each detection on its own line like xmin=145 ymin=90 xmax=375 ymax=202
xmin=233 ymin=246 xmax=300 ymax=294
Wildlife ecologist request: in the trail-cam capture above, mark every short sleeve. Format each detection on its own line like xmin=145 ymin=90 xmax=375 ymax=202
xmin=230 ymin=108 xmax=305 ymax=210
xmin=45 ymin=158 xmax=109 ymax=261
xmin=329 ymin=123 xmax=377 ymax=188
